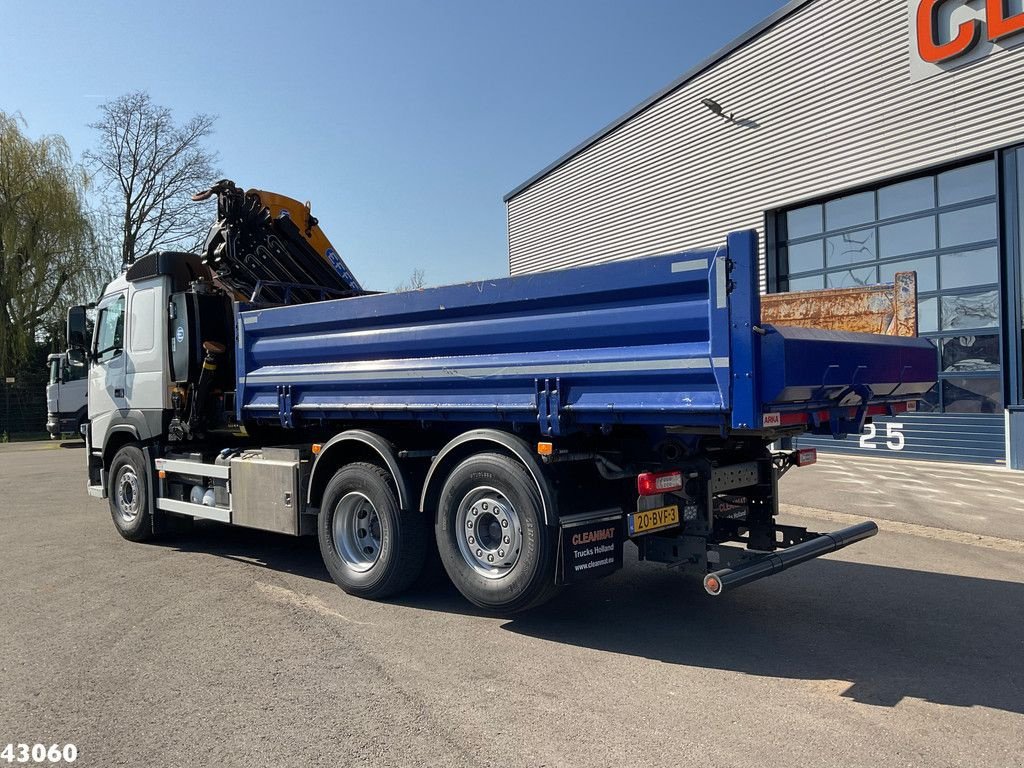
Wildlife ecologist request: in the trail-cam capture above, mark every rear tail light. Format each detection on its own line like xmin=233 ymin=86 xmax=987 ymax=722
xmin=637 ymin=470 xmax=683 ymax=496
xmin=795 ymin=448 xmax=817 ymax=467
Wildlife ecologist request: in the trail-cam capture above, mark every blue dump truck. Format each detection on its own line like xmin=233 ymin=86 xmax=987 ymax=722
xmin=66 ymin=183 xmax=936 ymax=613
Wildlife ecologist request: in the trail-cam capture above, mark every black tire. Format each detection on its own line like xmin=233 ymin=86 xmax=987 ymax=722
xmin=318 ymin=462 xmax=428 ymax=599
xmin=435 ymin=452 xmax=558 ymax=613
xmin=107 ymin=443 xmax=154 ymax=542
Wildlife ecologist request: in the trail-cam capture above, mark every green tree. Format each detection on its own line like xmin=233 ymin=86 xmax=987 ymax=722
xmin=0 ymin=112 xmax=94 ymax=376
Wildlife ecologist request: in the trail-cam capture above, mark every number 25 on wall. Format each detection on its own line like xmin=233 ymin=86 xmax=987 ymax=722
xmin=860 ymin=423 xmax=906 ymax=451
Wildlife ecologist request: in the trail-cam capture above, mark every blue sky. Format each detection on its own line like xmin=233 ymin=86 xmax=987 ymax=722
xmin=0 ymin=0 xmax=785 ymax=290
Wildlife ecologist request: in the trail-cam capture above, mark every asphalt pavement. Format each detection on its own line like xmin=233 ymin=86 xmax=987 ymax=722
xmin=1 ymin=444 xmax=1022 ymax=767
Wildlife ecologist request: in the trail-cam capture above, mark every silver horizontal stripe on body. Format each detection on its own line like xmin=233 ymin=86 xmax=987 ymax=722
xmin=715 ymin=258 xmax=727 ymax=309
xmin=289 ymin=403 xmax=537 ymax=412
xmin=671 ymin=258 xmax=709 ymax=274
xmin=246 ymin=356 xmax=721 ymax=383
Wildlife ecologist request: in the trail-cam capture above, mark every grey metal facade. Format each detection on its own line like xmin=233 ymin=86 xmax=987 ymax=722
xmin=505 ymin=0 xmax=1024 ymax=465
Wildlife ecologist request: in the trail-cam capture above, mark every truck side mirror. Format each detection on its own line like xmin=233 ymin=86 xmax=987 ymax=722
xmin=67 ymin=305 xmax=89 ymax=348
xmin=67 ymin=305 xmax=89 ymax=366
xmin=67 ymin=347 xmax=87 ymax=368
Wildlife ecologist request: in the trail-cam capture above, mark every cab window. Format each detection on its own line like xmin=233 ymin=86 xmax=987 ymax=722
xmin=95 ymin=294 xmax=126 ymax=363
xmin=64 ymin=358 xmax=87 ymax=382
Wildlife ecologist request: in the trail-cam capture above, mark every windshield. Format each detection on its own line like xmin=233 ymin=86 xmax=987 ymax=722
xmin=48 ymin=359 xmax=59 ymax=385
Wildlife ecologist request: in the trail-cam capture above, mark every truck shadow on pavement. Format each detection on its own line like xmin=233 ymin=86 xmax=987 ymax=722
xmin=499 ymin=559 xmax=1024 ymax=714
xmin=166 ymin=524 xmax=1023 ymax=715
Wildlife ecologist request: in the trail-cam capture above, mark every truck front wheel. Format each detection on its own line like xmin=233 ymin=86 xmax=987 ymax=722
xmin=318 ymin=462 xmax=428 ymax=599
xmin=435 ymin=453 xmax=558 ymax=613
xmin=107 ymin=444 xmax=154 ymax=542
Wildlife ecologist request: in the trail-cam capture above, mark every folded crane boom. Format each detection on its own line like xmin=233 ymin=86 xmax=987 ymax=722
xmin=193 ymin=179 xmax=364 ymax=305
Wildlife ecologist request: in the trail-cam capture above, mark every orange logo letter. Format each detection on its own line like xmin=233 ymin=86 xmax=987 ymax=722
xmin=917 ymin=0 xmax=983 ymax=63
xmin=987 ymin=0 xmax=1024 ymax=41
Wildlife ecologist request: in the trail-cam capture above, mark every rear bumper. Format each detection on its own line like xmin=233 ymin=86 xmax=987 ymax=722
xmin=704 ymin=521 xmax=878 ymax=596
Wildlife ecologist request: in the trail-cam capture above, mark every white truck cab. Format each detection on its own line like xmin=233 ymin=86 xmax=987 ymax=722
xmin=45 ymin=352 xmax=88 ymax=438
xmin=67 ymin=252 xmax=222 ymax=498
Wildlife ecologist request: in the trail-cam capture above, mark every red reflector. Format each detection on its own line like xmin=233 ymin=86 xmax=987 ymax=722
xmin=795 ymin=448 xmax=817 ymax=467
xmin=637 ymin=470 xmax=683 ymax=496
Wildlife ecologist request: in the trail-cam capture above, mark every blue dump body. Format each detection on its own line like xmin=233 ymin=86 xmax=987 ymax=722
xmin=234 ymin=231 xmax=936 ymax=438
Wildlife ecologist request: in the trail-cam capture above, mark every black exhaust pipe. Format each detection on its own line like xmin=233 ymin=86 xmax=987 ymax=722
xmin=703 ymin=520 xmax=878 ymax=596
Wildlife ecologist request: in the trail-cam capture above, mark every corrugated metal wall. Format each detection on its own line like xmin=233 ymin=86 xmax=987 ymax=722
xmin=506 ymin=0 xmax=1024 ymax=283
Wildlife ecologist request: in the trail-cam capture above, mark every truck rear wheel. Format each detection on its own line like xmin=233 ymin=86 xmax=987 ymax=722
xmin=435 ymin=453 xmax=558 ymax=613
xmin=318 ymin=462 xmax=428 ymax=599
xmin=108 ymin=444 xmax=154 ymax=542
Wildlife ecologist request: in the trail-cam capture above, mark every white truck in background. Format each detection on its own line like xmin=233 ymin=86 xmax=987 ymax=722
xmin=46 ymin=352 xmax=87 ymax=438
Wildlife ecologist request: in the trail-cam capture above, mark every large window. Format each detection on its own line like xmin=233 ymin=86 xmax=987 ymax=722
xmin=776 ymin=158 xmax=1001 ymax=414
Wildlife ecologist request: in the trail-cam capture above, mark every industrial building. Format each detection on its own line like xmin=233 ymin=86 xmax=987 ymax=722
xmin=504 ymin=0 xmax=1024 ymax=466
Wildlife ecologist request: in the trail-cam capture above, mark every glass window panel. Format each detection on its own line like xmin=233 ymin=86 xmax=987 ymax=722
xmin=941 ymin=376 xmax=1002 ymax=413
xmin=64 ymin=360 xmax=87 ymax=382
xmin=826 ymin=229 xmax=876 ymax=267
xmin=878 ymin=177 xmax=936 ymax=219
xmin=785 ymin=240 xmax=823 ymax=274
xmin=825 ymin=191 xmax=874 ymax=231
xmin=1019 ymin=149 xmax=1024 ymax=323
xmin=941 ymin=334 xmax=1000 ymax=373
xmin=938 ymin=160 xmax=996 ymax=206
xmin=879 ymin=257 xmax=937 ymax=293
xmin=917 ymin=385 xmax=941 ymax=413
xmin=95 ymin=295 xmax=125 ymax=364
xmin=939 ymin=203 xmax=997 ymax=247
xmin=918 ymin=297 xmax=938 ymax=333
xmin=879 ymin=216 xmax=936 ymax=258
xmin=827 ymin=266 xmax=877 ymax=289
xmin=786 ymin=205 xmax=823 ymax=239
xmin=786 ymin=274 xmax=824 ymax=292
xmin=940 ymin=290 xmax=999 ymax=331
xmin=940 ymin=247 xmax=999 ymax=290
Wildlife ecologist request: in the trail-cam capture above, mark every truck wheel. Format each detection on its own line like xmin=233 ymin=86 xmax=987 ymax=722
xmin=435 ymin=453 xmax=558 ymax=613
xmin=108 ymin=444 xmax=154 ymax=542
xmin=318 ymin=462 xmax=428 ymax=599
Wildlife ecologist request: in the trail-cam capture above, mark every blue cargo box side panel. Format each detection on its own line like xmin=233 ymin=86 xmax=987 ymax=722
xmin=235 ymin=245 xmax=735 ymax=433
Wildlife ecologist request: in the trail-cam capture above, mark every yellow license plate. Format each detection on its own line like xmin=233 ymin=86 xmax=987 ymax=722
xmin=628 ymin=504 xmax=680 ymax=536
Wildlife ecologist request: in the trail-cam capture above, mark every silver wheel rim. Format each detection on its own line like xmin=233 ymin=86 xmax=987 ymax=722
xmin=332 ymin=491 xmax=382 ymax=572
xmin=114 ymin=464 xmax=140 ymax=525
xmin=455 ymin=486 xmax=522 ymax=580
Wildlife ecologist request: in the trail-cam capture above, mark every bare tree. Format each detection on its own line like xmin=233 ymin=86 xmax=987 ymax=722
xmin=394 ymin=268 xmax=427 ymax=292
xmin=85 ymin=91 xmax=219 ymax=267
xmin=0 ymin=112 xmax=93 ymax=374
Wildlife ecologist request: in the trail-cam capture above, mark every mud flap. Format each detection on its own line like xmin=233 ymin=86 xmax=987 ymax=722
xmin=556 ymin=510 xmax=624 ymax=585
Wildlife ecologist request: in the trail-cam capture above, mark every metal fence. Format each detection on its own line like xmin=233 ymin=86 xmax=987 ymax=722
xmin=1 ymin=351 xmax=52 ymax=438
